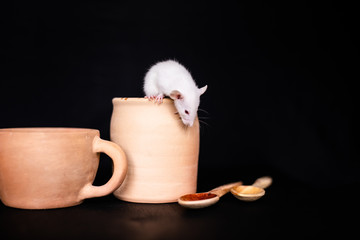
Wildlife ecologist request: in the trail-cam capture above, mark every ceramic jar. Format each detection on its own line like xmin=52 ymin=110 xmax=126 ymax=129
xmin=110 ymin=98 xmax=200 ymax=203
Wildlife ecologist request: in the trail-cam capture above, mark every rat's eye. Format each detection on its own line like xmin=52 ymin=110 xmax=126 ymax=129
xmin=185 ymin=110 xmax=189 ymax=115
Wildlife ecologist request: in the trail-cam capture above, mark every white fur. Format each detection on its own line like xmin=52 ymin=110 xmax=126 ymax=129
xmin=144 ymin=60 xmax=207 ymax=126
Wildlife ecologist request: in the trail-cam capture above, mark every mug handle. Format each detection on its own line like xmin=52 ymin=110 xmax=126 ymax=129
xmin=79 ymin=136 xmax=127 ymax=200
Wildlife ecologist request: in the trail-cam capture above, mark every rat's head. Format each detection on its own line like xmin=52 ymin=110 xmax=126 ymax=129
xmin=170 ymin=85 xmax=207 ymax=127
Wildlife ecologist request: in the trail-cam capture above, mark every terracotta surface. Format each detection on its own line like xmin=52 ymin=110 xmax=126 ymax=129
xmin=0 ymin=128 xmax=127 ymax=209
xmin=110 ymin=98 xmax=200 ymax=203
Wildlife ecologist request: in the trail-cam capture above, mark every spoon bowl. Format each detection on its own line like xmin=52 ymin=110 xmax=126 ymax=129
xmin=178 ymin=193 xmax=219 ymax=209
xmin=230 ymin=176 xmax=272 ymax=202
xmin=177 ymin=181 xmax=242 ymax=209
xmin=230 ymin=185 xmax=265 ymax=201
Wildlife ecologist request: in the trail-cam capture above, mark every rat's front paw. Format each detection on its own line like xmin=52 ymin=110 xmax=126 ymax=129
xmin=145 ymin=95 xmax=163 ymax=104
xmin=154 ymin=94 xmax=164 ymax=104
xmin=145 ymin=95 xmax=155 ymax=101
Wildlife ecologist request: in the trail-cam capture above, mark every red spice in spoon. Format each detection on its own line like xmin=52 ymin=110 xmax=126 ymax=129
xmin=179 ymin=192 xmax=218 ymax=201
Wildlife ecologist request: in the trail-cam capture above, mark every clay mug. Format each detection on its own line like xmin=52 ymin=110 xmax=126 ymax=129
xmin=110 ymin=98 xmax=200 ymax=203
xmin=0 ymin=128 xmax=127 ymax=209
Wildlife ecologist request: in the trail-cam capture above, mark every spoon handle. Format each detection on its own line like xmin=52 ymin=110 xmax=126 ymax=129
xmin=209 ymin=181 xmax=243 ymax=197
xmin=252 ymin=176 xmax=272 ymax=189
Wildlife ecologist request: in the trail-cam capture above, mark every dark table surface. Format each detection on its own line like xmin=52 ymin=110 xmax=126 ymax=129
xmin=0 ymin=166 xmax=356 ymax=240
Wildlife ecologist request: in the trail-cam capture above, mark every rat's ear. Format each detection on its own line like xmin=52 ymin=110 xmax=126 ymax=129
xmin=170 ymin=90 xmax=184 ymax=100
xmin=198 ymin=85 xmax=208 ymax=95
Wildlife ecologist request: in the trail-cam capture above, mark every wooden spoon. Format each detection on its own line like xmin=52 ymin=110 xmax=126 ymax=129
xmin=178 ymin=181 xmax=242 ymax=209
xmin=230 ymin=176 xmax=272 ymax=201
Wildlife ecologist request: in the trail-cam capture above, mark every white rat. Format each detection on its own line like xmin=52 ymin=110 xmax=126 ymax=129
xmin=143 ymin=60 xmax=207 ymax=127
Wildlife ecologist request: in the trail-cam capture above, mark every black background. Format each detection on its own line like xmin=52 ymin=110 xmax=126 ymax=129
xmin=1 ymin=1 xmax=358 ymax=239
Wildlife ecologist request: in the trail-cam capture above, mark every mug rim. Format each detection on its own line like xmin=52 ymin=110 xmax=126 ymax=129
xmin=112 ymin=97 xmax=173 ymax=103
xmin=0 ymin=127 xmax=99 ymax=134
